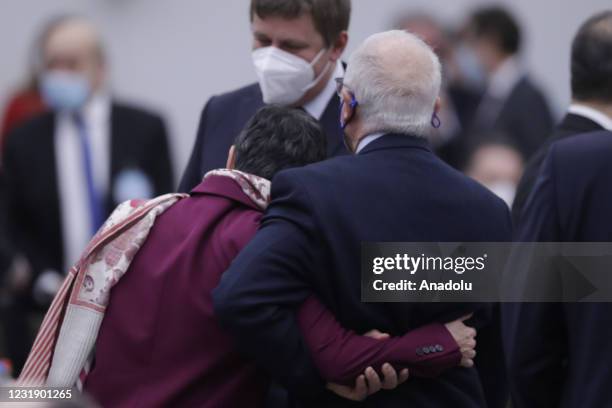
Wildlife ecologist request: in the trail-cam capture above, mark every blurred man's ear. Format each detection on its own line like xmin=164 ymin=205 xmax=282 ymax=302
xmin=434 ymin=97 xmax=442 ymax=115
xmin=340 ymin=90 xmax=354 ymax=124
xmin=330 ymin=31 xmax=349 ymax=61
xmin=226 ymin=145 xmax=236 ymax=169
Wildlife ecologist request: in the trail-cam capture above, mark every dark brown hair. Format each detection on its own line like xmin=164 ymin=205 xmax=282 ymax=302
xmin=250 ymin=0 xmax=351 ymax=46
xmin=571 ymin=11 xmax=612 ymax=103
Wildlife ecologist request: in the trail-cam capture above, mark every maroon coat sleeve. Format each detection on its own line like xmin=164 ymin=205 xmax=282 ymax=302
xmin=297 ymin=295 xmax=461 ymax=385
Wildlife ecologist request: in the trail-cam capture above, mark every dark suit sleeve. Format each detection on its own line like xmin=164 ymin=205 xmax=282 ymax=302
xmin=148 ymin=115 xmax=174 ymax=195
xmin=178 ymin=100 xmax=213 ymax=192
xmin=213 ymin=170 xmax=324 ymax=398
xmin=503 ymin=146 xmax=565 ymax=408
xmin=526 ymin=91 xmax=554 ymax=155
xmin=297 ymin=295 xmax=461 ymax=383
xmin=0 ymin=168 xmax=12 ymax=275
xmin=2 ymin=130 xmax=27 ymax=267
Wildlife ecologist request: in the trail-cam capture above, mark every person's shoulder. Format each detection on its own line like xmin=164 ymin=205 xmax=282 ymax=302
xmin=4 ymin=111 xmax=55 ymax=153
xmin=513 ymin=76 xmax=548 ymax=100
xmin=112 ymin=101 xmax=164 ymax=125
xmin=207 ymin=82 xmax=261 ymax=108
xmin=554 ymin=129 xmax=612 ymax=152
xmin=550 ymin=130 xmax=612 ymax=168
xmin=274 ymin=154 xmax=356 ymax=186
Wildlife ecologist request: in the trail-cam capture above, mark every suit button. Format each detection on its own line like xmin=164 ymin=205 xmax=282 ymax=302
xmin=423 ymin=347 xmax=430 ymax=354
xmin=416 ymin=348 xmax=424 ymax=356
xmin=435 ymin=344 xmax=444 ymax=352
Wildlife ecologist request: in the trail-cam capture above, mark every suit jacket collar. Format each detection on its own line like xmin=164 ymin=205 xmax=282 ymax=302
xmin=190 ymin=174 xmax=263 ymax=211
xmin=558 ymin=112 xmax=605 ymax=137
xmin=358 ymin=133 xmax=431 ymax=155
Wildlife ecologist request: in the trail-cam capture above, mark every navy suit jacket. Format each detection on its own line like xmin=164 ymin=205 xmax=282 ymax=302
xmin=178 ymin=82 xmax=346 ymax=192
xmin=505 ymin=130 xmax=612 ymax=408
xmin=213 ymin=133 xmax=512 ymax=407
xmin=511 ymin=113 xmax=603 ymax=224
xmin=470 ymin=77 xmax=554 ymax=161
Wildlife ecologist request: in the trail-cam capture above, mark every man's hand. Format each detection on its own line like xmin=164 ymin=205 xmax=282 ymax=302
xmin=444 ymin=314 xmax=477 ymax=367
xmin=326 ymin=365 xmax=410 ymax=401
xmin=326 ymin=329 xmax=408 ymax=401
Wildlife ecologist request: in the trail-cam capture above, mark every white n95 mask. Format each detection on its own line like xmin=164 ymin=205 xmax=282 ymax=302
xmin=252 ymin=46 xmax=331 ymax=106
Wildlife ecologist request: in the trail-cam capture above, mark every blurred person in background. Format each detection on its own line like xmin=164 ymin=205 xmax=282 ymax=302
xmin=504 ymin=11 xmax=612 ymax=408
xmin=1 ymin=15 xmax=173 ymax=375
xmin=465 ymin=137 xmax=524 ymax=208
xmin=0 ymin=73 xmax=45 ymax=155
xmin=512 ymin=10 xmax=612 ymax=223
xmin=464 ymin=6 xmax=554 ymax=161
xmin=395 ymin=13 xmax=481 ymax=169
xmin=0 ymin=21 xmax=48 ymax=155
xmin=179 ymin=0 xmax=350 ymax=192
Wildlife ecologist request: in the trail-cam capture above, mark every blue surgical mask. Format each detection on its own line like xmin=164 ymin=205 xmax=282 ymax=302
xmin=41 ymin=71 xmax=90 ymax=111
xmin=454 ymin=45 xmax=487 ymax=90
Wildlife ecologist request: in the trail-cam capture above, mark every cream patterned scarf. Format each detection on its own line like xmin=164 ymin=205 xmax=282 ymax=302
xmin=18 ymin=169 xmax=270 ymax=387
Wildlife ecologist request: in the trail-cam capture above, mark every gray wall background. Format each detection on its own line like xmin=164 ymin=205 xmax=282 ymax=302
xmin=1 ymin=0 xmax=611 ymax=182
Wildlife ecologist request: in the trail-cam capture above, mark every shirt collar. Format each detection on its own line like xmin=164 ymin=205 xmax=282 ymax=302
xmin=567 ymin=103 xmax=612 ymax=131
xmin=486 ymin=56 xmax=523 ymax=100
xmin=356 ymin=132 xmax=385 ymax=154
xmin=58 ymin=91 xmax=111 ymax=123
xmin=302 ymin=60 xmax=344 ymax=119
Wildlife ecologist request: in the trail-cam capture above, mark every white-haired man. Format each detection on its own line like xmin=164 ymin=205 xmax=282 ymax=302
xmin=214 ymin=30 xmax=511 ymax=407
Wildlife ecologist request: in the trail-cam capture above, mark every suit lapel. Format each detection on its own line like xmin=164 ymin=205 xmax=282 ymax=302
xmin=557 ymin=113 xmax=604 ymax=138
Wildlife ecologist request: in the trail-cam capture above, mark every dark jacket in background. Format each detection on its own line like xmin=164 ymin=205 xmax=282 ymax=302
xmin=435 ymin=85 xmax=483 ymax=170
xmin=3 ymin=103 xmax=173 ymax=279
xmin=511 ymin=113 xmax=603 ymax=224
xmin=505 ymin=130 xmax=612 ymax=408
xmin=470 ymin=77 xmax=554 ymax=161
xmin=0 ymin=170 xmax=11 ymax=275
xmin=214 ymin=134 xmax=512 ymax=407
xmin=178 ymin=83 xmax=346 ymax=192
xmin=1 ymin=102 xmax=173 ymax=374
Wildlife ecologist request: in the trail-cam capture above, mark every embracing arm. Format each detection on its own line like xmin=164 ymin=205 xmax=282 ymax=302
xmin=213 ymin=170 xmax=325 ymax=398
xmin=297 ymin=295 xmax=462 ymax=384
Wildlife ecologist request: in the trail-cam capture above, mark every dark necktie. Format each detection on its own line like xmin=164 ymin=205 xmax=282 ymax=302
xmin=73 ymin=112 xmax=104 ymax=235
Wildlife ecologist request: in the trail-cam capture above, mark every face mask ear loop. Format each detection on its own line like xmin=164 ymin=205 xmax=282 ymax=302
xmin=302 ymin=48 xmax=333 ymax=93
xmin=431 ymin=112 xmax=441 ymax=128
xmin=340 ymin=94 xmax=358 ymax=130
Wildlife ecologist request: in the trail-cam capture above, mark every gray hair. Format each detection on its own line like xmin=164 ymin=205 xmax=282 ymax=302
xmin=344 ymin=30 xmax=442 ymax=137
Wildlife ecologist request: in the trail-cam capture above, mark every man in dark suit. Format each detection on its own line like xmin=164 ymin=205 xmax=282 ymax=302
xmin=505 ymin=130 xmax=612 ymax=407
xmin=214 ymin=30 xmax=512 ymax=407
xmin=512 ymin=11 xmax=612 ymax=223
xmin=504 ymin=12 xmax=612 ymax=408
xmin=1 ymin=16 xmax=173 ymax=375
xmin=464 ymin=7 xmax=553 ymax=161
xmin=178 ymin=0 xmax=351 ymax=192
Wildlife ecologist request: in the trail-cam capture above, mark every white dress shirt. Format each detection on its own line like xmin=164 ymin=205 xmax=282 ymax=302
xmin=356 ymin=132 xmax=385 ymax=154
xmin=303 ymin=60 xmax=344 ymax=120
xmin=54 ymin=92 xmax=111 ymax=271
xmin=568 ymin=104 xmax=612 ymax=131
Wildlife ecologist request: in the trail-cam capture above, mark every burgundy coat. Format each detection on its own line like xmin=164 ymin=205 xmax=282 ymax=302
xmin=84 ymin=175 xmax=460 ymax=407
